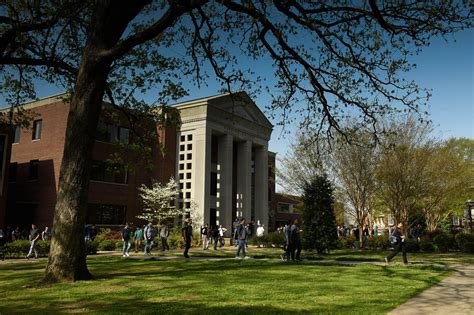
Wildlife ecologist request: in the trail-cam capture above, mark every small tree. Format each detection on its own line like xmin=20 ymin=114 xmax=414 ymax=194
xmin=137 ymin=178 xmax=183 ymax=223
xmin=302 ymin=175 xmax=338 ymax=254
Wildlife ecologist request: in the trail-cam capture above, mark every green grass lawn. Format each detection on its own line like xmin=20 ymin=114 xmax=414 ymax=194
xmin=0 ymin=252 xmax=453 ymax=314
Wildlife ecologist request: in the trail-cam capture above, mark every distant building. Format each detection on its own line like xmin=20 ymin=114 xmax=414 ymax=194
xmin=273 ymin=193 xmax=302 ymax=228
xmin=2 ymin=92 xmax=275 ymax=232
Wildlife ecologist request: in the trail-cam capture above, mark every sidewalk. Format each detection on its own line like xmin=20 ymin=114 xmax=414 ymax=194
xmin=389 ymin=264 xmax=474 ymax=315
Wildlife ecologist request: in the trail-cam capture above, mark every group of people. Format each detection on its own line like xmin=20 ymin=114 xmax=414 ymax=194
xmin=119 ymin=222 xmax=172 ymax=257
xmin=200 ymin=223 xmax=227 ymax=250
xmin=280 ymin=219 xmax=302 ymax=262
xmin=0 ymin=224 xmax=51 ymax=260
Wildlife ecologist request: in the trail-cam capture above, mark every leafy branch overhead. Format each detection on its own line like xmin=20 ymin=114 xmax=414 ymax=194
xmin=1 ymin=1 xmax=471 ymax=139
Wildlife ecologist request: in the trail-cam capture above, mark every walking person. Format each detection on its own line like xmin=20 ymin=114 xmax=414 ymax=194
xmin=160 ymin=223 xmax=170 ymax=251
xmin=201 ymin=223 xmax=209 ymax=250
xmin=41 ymin=227 xmax=51 ymax=241
xmin=289 ymin=219 xmax=302 ymax=261
xmin=134 ymin=225 xmax=144 ymax=253
xmin=280 ymin=223 xmax=291 ymax=262
xmin=235 ymin=218 xmax=250 ymax=259
xmin=144 ymin=223 xmax=156 ymax=256
xmin=121 ymin=223 xmax=132 ymax=257
xmin=26 ymin=224 xmax=40 ymax=259
xmin=211 ymin=225 xmax=219 ymax=250
xmin=218 ymin=224 xmax=227 ymax=248
xmin=385 ymin=223 xmax=408 ymax=265
xmin=182 ymin=218 xmax=193 ymax=258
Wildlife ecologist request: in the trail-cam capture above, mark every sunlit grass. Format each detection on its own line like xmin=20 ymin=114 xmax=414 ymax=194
xmin=0 ymin=253 xmax=452 ymax=314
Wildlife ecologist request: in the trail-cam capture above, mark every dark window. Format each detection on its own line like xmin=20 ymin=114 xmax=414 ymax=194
xmin=13 ymin=126 xmax=20 ymax=143
xmin=180 ymin=144 xmax=185 ymax=151
xmin=180 ymin=135 xmax=185 ymax=142
xmin=186 ymin=172 xmax=191 ymax=179
xmin=179 ymin=183 xmax=184 ymax=189
xmin=187 ymin=143 xmax=192 ymax=150
xmin=186 ymin=182 xmax=191 ymax=189
xmin=90 ymin=160 xmax=128 ymax=184
xmin=179 ymin=173 xmax=184 ymax=180
xmin=86 ymin=203 xmax=126 ymax=225
xmin=28 ymin=160 xmax=39 ymax=180
xmin=187 ymin=163 xmax=192 ymax=169
xmin=185 ymin=192 xmax=191 ymax=199
xmin=96 ymin=123 xmax=129 ymax=144
xmin=32 ymin=120 xmax=42 ymax=140
xmin=9 ymin=163 xmax=17 ymax=182
xmin=178 ymin=202 xmax=183 ymax=209
xmin=210 ymin=172 xmax=217 ymax=196
xmin=180 ymin=154 xmax=185 ymax=161
xmin=187 ymin=134 xmax=192 ymax=141
xmin=187 ymin=153 xmax=192 ymax=160
xmin=118 ymin=127 xmax=130 ymax=144
xmin=210 ymin=208 xmax=217 ymax=226
xmin=179 ymin=192 xmax=183 ymax=199
xmin=185 ymin=202 xmax=191 ymax=209
xmin=179 ymin=164 xmax=184 ymax=170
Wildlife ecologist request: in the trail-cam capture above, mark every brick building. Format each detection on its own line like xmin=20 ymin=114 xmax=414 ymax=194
xmin=3 ymin=92 xmax=277 ymax=232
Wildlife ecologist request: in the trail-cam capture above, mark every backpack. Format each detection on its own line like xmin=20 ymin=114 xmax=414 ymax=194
xmin=388 ymin=234 xmax=397 ymax=244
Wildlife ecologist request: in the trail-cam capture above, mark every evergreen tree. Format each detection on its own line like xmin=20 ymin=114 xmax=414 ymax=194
xmin=302 ymin=175 xmax=338 ymax=254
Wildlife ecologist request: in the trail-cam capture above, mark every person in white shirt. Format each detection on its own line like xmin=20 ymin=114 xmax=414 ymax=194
xmin=256 ymin=224 xmax=265 ymax=237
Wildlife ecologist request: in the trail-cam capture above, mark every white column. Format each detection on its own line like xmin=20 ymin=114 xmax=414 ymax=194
xmin=217 ymin=134 xmax=233 ymax=232
xmin=193 ymin=126 xmax=211 ymax=226
xmin=254 ymin=145 xmax=269 ymax=231
xmin=237 ymin=140 xmax=252 ymax=221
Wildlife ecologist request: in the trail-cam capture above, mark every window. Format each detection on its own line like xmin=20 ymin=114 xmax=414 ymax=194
xmin=179 ymin=173 xmax=184 ymax=180
xmin=210 ymin=172 xmax=217 ymax=196
xmin=185 ymin=202 xmax=191 ymax=209
xmin=32 ymin=120 xmax=42 ymax=140
xmin=187 ymin=143 xmax=192 ymax=150
xmin=180 ymin=154 xmax=185 ymax=161
xmin=178 ymin=202 xmax=183 ymax=209
xmin=13 ymin=126 xmax=20 ymax=143
xmin=180 ymin=135 xmax=185 ymax=142
xmin=179 ymin=164 xmax=184 ymax=170
xmin=179 ymin=183 xmax=184 ymax=189
xmin=90 ymin=160 xmax=128 ymax=184
xmin=187 ymin=153 xmax=192 ymax=160
xmin=9 ymin=163 xmax=17 ymax=182
xmin=187 ymin=134 xmax=192 ymax=141
xmin=187 ymin=163 xmax=192 ymax=169
xmin=179 ymin=192 xmax=183 ymax=199
xmin=86 ymin=203 xmax=126 ymax=225
xmin=186 ymin=182 xmax=191 ymax=189
xmin=185 ymin=192 xmax=191 ymax=199
xmin=96 ymin=122 xmax=129 ymax=144
xmin=277 ymin=203 xmax=290 ymax=213
xmin=28 ymin=160 xmax=39 ymax=180
xmin=186 ymin=172 xmax=191 ymax=179
xmin=180 ymin=144 xmax=185 ymax=151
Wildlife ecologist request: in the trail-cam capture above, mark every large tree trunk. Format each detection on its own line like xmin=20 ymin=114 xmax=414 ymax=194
xmin=44 ymin=0 xmax=150 ymax=282
xmin=44 ymin=52 xmax=110 ymax=282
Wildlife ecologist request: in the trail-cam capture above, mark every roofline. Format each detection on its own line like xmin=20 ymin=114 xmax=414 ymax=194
xmin=0 ymin=92 xmax=70 ymax=112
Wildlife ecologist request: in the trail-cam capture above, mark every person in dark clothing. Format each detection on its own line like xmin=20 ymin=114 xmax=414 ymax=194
xmin=121 ymin=223 xmax=131 ymax=257
xmin=385 ymin=223 xmax=408 ymax=265
xmin=182 ymin=218 xmax=193 ymax=258
xmin=160 ymin=224 xmax=170 ymax=251
xmin=289 ymin=219 xmax=302 ymax=261
xmin=211 ymin=225 xmax=219 ymax=250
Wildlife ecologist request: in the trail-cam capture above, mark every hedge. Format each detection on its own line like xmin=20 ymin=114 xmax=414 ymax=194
xmin=455 ymin=233 xmax=474 ymax=253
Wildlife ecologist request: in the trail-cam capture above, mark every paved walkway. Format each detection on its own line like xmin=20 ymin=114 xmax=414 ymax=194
xmin=389 ymin=264 xmax=474 ymax=315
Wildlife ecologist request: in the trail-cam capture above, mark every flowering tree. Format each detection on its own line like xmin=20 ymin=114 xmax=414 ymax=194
xmin=137 ymin=178 xmax=183 ymax=223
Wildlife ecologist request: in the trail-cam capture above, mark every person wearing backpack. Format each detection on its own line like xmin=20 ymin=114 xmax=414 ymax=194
xmin=385 ymin=223 xmax=408 ymax=265
xmin=182 ymin=218 xmax=193 ymax=258
xmin=121 ymin=223 xmax=132 ymax=257
xmin=235 ymin=218 xmax=250 ymax=259
xmin=160 ymin=223 xmax=170 ymax=251
xmin=289 ymin=219 xmax=302 ymax=261
xmin=133 ymin=225 xmax=144 ymax=253
xmin=144 ymin=223 xmax=156 ymax=256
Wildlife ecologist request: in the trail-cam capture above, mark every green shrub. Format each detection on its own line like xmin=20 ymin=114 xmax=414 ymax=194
xmin=251 ymin=234 xmax=271 ymax=247
xmin=419 ymin=239 xmax=435 ymax=252
xmin=366 ymin=235 xmax=390 ymax=250
xmin=86 ymin=240 xmax=99 ymax=255
xmin=455 ymin=233 xmax=474 ymax=253
xmin=337 ymin=236 xmax=355 ymax=249
xmin=1 ymin=240 xmax=50 ymax=257
xmin=269 ymin=232 xmax=286 ymax=247
xmin=404 ymin=239 xmax=420 ymax=253
xmin=98 ymin=239 xmax=117 ymax=251
xmin=433 ymin=233 xmax=452 ymax=252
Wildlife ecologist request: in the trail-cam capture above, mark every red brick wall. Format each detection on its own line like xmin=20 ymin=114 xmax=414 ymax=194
xmin=7 ymin=99 xmax=177 ymax=229
xmin=0 ymin=125 xmax=13 ymax=228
